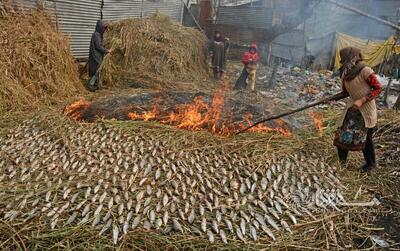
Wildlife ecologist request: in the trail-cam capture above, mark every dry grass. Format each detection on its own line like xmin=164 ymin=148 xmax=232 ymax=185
xmin=1 ymin=108 xmax=397 ymax=250
xmin=101 ymin=14 xmax=210 ymax=89
xmin=0 ymin=5 xmax=84 ymax=113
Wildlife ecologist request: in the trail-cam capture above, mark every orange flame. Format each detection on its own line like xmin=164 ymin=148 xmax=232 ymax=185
xmin=65 ymin=82 xmax=293 ymax=137
xmin=64 ymin=97 xmax=91 ymax=121
xmin=309 ymin=112 xmax=324 ymax=136
xmin=128 ymin=97 xmax=160 ymax=121
xmin=240 ymin=114 xmax=292 ymax=137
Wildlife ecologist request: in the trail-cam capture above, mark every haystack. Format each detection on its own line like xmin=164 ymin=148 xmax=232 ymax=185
xmin=101 ymin=14 xmax=210 ymax=88
xmin=0 ymin=6 xmax=83 ymax=113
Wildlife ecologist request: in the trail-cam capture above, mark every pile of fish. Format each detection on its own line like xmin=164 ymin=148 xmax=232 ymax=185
xmin=0 ymin=119 xmax=347 ymax=244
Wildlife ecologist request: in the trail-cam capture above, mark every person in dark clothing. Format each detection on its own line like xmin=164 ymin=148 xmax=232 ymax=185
xmin=235 ymin=43 xmax=260 ymax=90
xmin=209 ymin=31 xmax=230 ymax=80
xmin=88 ymin=20 xmax=111 ymax=90
xmin=334 ymin=47 xmax=382 ymax=172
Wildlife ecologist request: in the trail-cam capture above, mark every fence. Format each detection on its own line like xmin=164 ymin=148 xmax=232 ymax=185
xmin=3 ymin=0 xmax=184 ymax=59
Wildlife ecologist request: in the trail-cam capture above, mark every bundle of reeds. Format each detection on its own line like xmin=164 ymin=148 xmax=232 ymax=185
xmin=101 ymin=14 xmax=210 ymax=89
xmin=0 ymin=6 xmax=83 ymax=113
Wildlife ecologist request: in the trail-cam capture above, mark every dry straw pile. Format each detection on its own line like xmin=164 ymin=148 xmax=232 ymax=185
xmin=0 ymin=5 xmax=83 ymax=113
xmin=101 ymin=14 xmax=210 ymax=88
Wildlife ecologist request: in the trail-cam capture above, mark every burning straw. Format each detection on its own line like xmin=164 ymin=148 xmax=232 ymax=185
xmin=0 ymin=5 xmax=83 ymax=113
xmin=101 ymin=14 xmax=210 ymax=88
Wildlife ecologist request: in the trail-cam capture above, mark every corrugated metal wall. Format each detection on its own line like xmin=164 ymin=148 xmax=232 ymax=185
xmin=2 ymin=0 xmax=101 ymax=59
xmin=4 ymin=0 xmax=184 ymax=59
xmin=102 ymin=0 xmax=183 ymax=23
xmin=271 ymin=30 xmax=305 ymax=63
xmin=216 ymin=6 xmax=274 ymax=29
xmin=142 ymin=0 xmax=183 ymax=22
xmin=102 ymin=0 xmax=142 ymax=21
xmin=0 ymin=0 xmax=57 ymax=17
xmin=55 ymin=0 xmax=102 ymax=59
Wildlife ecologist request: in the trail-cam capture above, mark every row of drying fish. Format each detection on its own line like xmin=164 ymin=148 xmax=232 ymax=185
xmin=0 ymin=120 xmax=347 ymax=244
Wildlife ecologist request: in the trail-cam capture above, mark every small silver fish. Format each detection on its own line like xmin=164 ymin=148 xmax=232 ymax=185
xmin=188 ymin=209 xmax=195 ymax=224
xmin=118 ymin=203 xmax=124 ymax=216
xmin=79 ymin=212 xmax=90 ymax=225
xmin=287 ymin=212 xmax=297 ymax=225
xmin=149 ymin=210 xmax=156 ymax=223
xmin=82 ymin=204 xmax=90 ymax=217
xmin=274 ymin=201 xmax=283 ymax=214
xmin=172 ymin=218 xmax=183 ymax=233
xmin=268 ymin=207 xmax=280 ymax=220
xmin=94 ymin=204 xmax=103 ymax=216
xmin=212 ymin=220 xmax=219 ymax=234
xmin=201 ymin=217 xmax=207 ymax=233
xmin=224 ymin=219 xmax=234 ymax=233
xmin=103 ymin=210 xmax=112 ymax=222
xmin=163 ymin=211 xmax=169 ymax=225
xmin=240 ymin=218 xmax=246 ymax=235
xmin=220 ymin=229 xmax=228 ymax=244
xmin=113 ymin=224 xmax=119 ymax=244
xmin=235 ymin=226 xmax=246 ymax=242
xmin=92 ymin=212 xmax=101 ymax=226
xmin=207 ymin=230 xmax=215 ymax=243
xmin=280 ymin=219 xmax=293 ymax=234
xmin=131 ymin=215 xmax=141 ymax=230
xmin=261 ymin=225 xmax=276 ymax=240
xmin=250 ymin=226 xmax=258 ymax=241
xmin=265 ymin=214 xmax=280 ymax=230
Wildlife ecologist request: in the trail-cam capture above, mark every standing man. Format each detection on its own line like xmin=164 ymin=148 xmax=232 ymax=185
xmin=209 ymin=31 xmax=230 ymax=80
xmin=235 ymin=43 xmax=260 ymax=91
xmin=88 ymin=20 xmax=111 ymax=91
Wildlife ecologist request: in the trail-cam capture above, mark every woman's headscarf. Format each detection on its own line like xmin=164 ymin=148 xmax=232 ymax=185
xmin=339 ymin=47 xmax=366 ymax=81
xmin=95 ymin=20 xmax=108 ymax=35
xmin=214 ymin=31 xmax=223 ymax=42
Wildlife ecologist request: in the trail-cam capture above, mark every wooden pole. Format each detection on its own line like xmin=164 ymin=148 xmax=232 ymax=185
xmin=383 ymin=79 xmax=392 ymax=108
xmin=325 ymin=0 xmax=400 ymax=31
xmin=236 ymin=93 xmax=348 ymax=134
xmin=180 ymin=0 xmax=203 ymax=31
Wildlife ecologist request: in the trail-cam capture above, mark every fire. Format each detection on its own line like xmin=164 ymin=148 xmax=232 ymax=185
xmin=64 ymin=97 xmax=91 ymax=121
xmin=161 ymin=82 xmax=231 ymax=133
xmin=128 ymin=97 xmax=160 ymax=121
xmin=309 ymin=112 xmax=324 ymax=136
xmin=240 ymin=114 xmax=292 ymax=137
xmin=128 ymin=105 xmax=158 ymax=122
xmin=64 ymin=82 xmax=293 ymax=137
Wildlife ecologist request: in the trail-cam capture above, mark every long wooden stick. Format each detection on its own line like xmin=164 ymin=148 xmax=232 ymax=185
xmin=180 ymin=0 xmax=203 ymax=32
xmin=236 ymin=93 xmax=347 ymax=135
xmin=326 ymin=0 xmax=400 ymax=31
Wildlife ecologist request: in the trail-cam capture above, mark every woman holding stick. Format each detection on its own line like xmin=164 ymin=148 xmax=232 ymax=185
xmin=334 ymin=47 xmax=382 ymax=172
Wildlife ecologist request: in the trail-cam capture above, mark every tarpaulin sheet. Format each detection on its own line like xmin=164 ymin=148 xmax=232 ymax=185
xmin=335 ymin=33 xmax=400 ymax=69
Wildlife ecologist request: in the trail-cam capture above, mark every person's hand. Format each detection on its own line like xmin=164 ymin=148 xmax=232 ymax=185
xmin=225 ymin=37 xmax=230 ymax=41
xmin=351 ymin=98 xmax=366 ymax=110
xmin=107 ymin=49 xmax=113 ymax=54
xmin=324 ymin=99 xmax=335 ymax=105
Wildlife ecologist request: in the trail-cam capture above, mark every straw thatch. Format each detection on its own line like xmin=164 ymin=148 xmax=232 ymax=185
xmin=101 ymin=14 xmax=210 ymax=89
xmin=0 ymin=6 xmax=83 ymax=113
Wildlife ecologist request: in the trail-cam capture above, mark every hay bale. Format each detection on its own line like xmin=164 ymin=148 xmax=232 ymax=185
xmin=0 ymin=7 xmax=83 ymax=113
xmin=101 ymin=14 xmax=210 ymax=88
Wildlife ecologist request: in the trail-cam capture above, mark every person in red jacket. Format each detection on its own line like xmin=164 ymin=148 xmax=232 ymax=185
xmin=235 ymin=43 xmax=260 ymax=91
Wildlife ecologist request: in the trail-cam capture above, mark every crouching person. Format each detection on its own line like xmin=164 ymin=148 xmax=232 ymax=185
xmin=235 ymin=43 xmax=260 ymax=91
